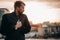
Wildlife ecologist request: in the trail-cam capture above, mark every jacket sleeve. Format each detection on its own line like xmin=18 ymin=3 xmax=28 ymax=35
xmin=0 ymin=14 xmax=8 ymax=35
xmin=17 ymin=15 xmax=31 ymax=34
xmin=0 ymin=14 xmax=15 ymax=35
xmin=23 ymin=15 xmax=31 ymax=34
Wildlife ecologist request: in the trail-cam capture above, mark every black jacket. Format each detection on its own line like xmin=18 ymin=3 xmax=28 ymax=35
xmin=0 ymin=12 xmax=31 ymax=40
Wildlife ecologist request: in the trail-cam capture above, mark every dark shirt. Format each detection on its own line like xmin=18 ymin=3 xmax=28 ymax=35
xmin=0 ymin=12 xmax=31 ymax=40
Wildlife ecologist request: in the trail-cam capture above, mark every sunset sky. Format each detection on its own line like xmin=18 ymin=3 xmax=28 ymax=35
xmin=0 ymin=0 xmax=60 ymax=24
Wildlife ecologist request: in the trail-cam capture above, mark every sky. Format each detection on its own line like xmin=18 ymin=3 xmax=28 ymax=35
xmin=0 ymin=0 xmax=60 ymax=24
xmin=24 ymin=1 xmax=60 ymax=24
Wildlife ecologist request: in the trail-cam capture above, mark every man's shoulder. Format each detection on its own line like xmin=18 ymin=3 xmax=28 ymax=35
xmin=3 ymin=12 xmax=13 ymax=17
xmin=2 ymin=14 xmax=8 ymax=19
xmin=3 ymin=14 xmax=8 ymax=17
xmin=22 ymin=14 xmax=27 ymax=17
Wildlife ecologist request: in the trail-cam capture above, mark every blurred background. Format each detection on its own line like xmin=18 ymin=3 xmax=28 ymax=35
xmin=0 ymin=0 xmax=60 ymax=40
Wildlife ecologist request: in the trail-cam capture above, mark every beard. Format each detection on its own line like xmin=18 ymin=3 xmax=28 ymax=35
xmin=18 ymin=11 xmax=23 ymax=15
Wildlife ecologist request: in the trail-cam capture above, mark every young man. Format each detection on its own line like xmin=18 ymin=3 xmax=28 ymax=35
xmin=1 ymin=1 xmax=31 ymax=40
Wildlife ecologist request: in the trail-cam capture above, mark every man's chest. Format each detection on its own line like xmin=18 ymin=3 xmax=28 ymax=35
xmin=7 ymin=14 xmax=25 ymax=25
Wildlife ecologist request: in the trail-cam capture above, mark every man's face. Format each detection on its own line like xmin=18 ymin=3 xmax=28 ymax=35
xmin=17 ymin=4 xmax=25 ymax=14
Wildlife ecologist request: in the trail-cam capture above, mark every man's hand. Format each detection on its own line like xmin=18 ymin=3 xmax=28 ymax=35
xmin=15 ymin=20 xmax=22 ymax=30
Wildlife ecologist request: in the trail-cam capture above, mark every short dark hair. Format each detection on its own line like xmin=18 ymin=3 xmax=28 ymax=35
xmin=14 ymin=1 xmax=25 ymax=9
